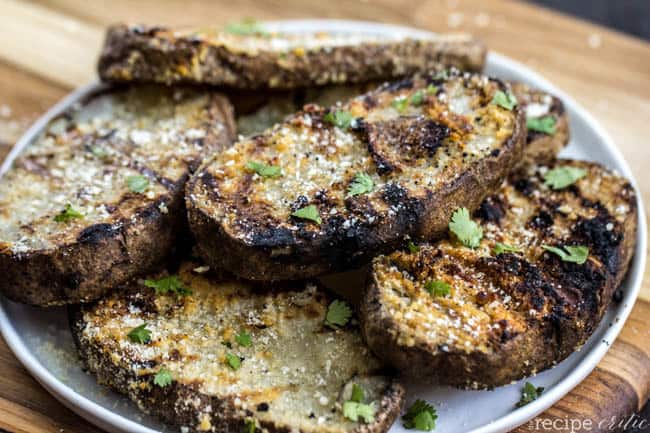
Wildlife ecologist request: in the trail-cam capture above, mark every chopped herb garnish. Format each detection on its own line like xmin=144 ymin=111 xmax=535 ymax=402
xmin=153 ymin=367 xmax=173 ymax=387
xmin=433 ymin=70 xmax=449 ymax=80
xmin=324 ymin=300 xmax=352 ymax=329
xmin=410 ymin=90 xmax=426 ymax=106
xmin=127 ymin=175 xmax=149 ymax=193
xmin=127 ymin=323 xmax=151 ymax=344
xmin=235 ymin=331 xmax=252 ymax=347
xmin=402 ymin=399 xmax=438 ymax=431
xmin=324 ymin=110 xmax=353 ymax=130
xmin=144 ymin=275 xmax=191 ymax=297
xmin=343 ymin=383 xmax=374 ymax=423
xmin=492 ymin=90 xmax=518 ymax=110
xmin=493 ymin=242 xmax=523 ymax=255
xmin=226 ymin=353 xmax=241 ymax=370
xmin=407 ymin=241 xmax=420 ymax=253
xmin=426 ymin=84 xmax=438 ymax=95
xmin=343 ymin=401 xmax=376 ymax=423
xmin=392 ymin=96 xmax=409 ymax=113
xmin=224 ymin=18 xmax=268 ymax=36
xmin=516 ymin=382 xmax=544 ymax=407
xmin=424 ymin=280 xmax=451 ymax=297
xmin=350 ymin=384 xmax=365 ymax=403
xmin=291 ymin=205 xmax=322 ymax=224
xmin=449 ymin=207 xmax=483 ymax=248
xmin=245 ymin=419 xmax=256 ymax=433
xmin=543 ymin=166 xmax=587 ymax=190
xmin=54 ymin=204 xmax=84 ymax=222
xmin=347 ymin=172 xmax=374 ymax=197
xmin=527 ymin=116 xmax=556 ymax=135
xmin=542 ymin=245 xmax=589 ymax=265
xmin=246 ymin=161 xmax=282 ymax=178
xmin=90 ymin=145 xmax=108 ymax=158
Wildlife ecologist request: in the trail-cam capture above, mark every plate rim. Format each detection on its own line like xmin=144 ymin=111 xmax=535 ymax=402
xmin=0 ymin=18 xmax=646 ymax=433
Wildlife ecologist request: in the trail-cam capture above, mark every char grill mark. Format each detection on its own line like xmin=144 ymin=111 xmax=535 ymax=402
xmin=473 ymin=197 xmax=505 ymax=224
xmin=77 ymin=223 xmax=120 ymax=245
xmin=379 ymin=78 xmax=414 ymax=92
xmin=365 ymin=117 xmax=450 ymax=174
xmin=572 ymin=213 xmax=622 ymax=275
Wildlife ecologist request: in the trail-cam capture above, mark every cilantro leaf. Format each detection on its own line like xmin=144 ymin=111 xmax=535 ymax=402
xmin=347 ymin=172 xmax=374 ymax=197
xmin=144 ymin=275 xmax=191 ymax=297
xmin=224 ymin=19 xmax=268 ymax=36
xmin=527 ymin=116 xmax=556 ymax=135
xmin=343 ymin=401 xmax=376 ymax=423
xmin=493 ymin=242 xmax=523 ymax=255
xmin=410 ymin=90 xmax=425 ymax=106
xmin=246 ymin=161 xmax=282 ymax=178
xmin=392 ymin=96 xmax=409 ymax=113
xmin=90 ymin=145 xmax=108 ymax=158
xmin=492 ymin=90 xmax=518 ymax=110
xmin=426 ymin=84 xmax=438 ymax=95
xmin=407 ymin=241 xmax=420 ymax=254
xmin=449 ymin=207 xmax=483 ymax=248
xmin=542 ymin=245 xmax=589 ymax=265
xmin=516 ymin=382 xmax=544 ymax=408
xmin=54 ymin=204 xmax=84 ymax=223
xmin=424 ymin=280 xmax=451 ymax=297
xmin=432 ymin=70 xmax=449 ymax=80
xmin=127 ymin=323 xmax=151 ymax=344
xmin=324 ymin=300 xmax=352 ymax=329
xmin=127 ymin=175 xmax=149 ymax=193
xmin=153 ymin=367 xmax=173 ymax=387
xmin=291 ymin=205 xmax=322 ymax=224
xmin=351 ymin=384 xmax=365 ymax=403
xmin=225 ymin=353 xmax=242 ymax=370
xmin=235 ymin=331 xmax=252 ymax=347
xmin=543 ymin=166 xmax=587 ymax=190
xmin=402 ymin=399 xmax=437 ymax=431
xmin=245 ymin=419 xmax=256 ymax=433
xmin=324 ymin=110 xmax=353 ymax=129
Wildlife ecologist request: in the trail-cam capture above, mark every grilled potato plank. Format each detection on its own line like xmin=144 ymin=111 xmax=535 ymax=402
xmin=361 ymin=160 xmax=637 ymax=388
xmin=98 ymin=24 xmax=486 ymax=89
xmin=71 ymin=261 xmax=404 ymax=433
xmin=187 ymin=71 xmax=526 ymax=281
xmin=511 ymin=82 xmax=569 ymax=168
xmin=0 ymin=85 xmax=235 ymax=306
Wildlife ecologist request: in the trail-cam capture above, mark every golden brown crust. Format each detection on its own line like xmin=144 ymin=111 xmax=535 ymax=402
xmin=361 ymin=159 xmax=637 ymax=388
xmin=187 ymin=72 xmax=526 ymax=281
xmin=98 ymin=24 xmax=486 ymax=89
xmin=0 ymin=86 xmax=235 ymax=306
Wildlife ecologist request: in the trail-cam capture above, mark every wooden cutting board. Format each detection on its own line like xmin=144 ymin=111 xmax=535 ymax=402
xmin=0 ymin=1 xmax=648 ymax=432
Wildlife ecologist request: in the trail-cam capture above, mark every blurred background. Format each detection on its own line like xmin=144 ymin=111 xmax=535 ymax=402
xmin=529 ymin=0 xmax=649 ymax=40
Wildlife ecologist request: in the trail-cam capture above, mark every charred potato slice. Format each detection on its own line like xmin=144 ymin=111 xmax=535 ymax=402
xmin=0 ymin=85 xmax=235 ymax=306
xmin=71 ymin=261 xmax=404 ymax=433
xmin=99 ymin=24 xmax=486 ymax=89
xmin=362 ymin=160 xmax=637 ymax=388
xmin=187 ymin=71 xmax=526 ymax=281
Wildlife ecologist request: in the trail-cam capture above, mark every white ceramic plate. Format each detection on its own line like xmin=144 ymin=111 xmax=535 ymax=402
xmin=0 ymin=19 xmax=646 ymax=433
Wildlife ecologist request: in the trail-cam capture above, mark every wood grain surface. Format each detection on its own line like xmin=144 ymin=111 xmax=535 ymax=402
xmin=0 ymin=1 xmax=648 ymax=432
